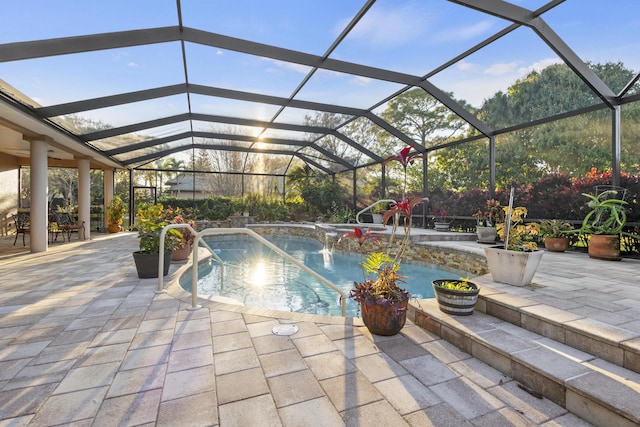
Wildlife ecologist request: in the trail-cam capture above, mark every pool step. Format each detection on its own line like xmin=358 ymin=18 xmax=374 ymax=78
xmin=410 ymin=298 xmax=640 ymax=427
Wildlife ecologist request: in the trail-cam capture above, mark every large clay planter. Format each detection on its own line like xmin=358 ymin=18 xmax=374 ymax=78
xmin=484 ymin=247 xmax=544 ymax=286
xmin=476 ymin=226 xmax=497 ymax=243
xmin=360 ymin=299 xmax=408 ymax=336
xmin=588 ymin=234 xmax=621 ymax=261
xmin=133 ymin=251 xmax=172 ymax=278
xmin=544 ymin=237 xmax=569 ymax=253
xmin=107 ymin=223 xmax=122 ymax=233
xmin=432 ymin=280 xmax=480 ymax=316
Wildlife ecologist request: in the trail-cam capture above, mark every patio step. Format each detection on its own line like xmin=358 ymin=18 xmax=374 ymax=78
xmin=410 ymin=298 xmax=640 ymax=427
xmin=473 ymin=281 xmax=640 ymax=376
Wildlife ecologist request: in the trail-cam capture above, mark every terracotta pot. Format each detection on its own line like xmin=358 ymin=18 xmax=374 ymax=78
xmin=588 ymin=234 xmax=621 ymax=261
xmin=360 ymin=299 xmax=408 ymax=336
xmin=172 ymin=242 xmax=191 ymax=261
xmin=432 ymin=280 xmax=480 ymax=316
xmin=544 ymin=237 xmax=569 ymax=253
xmin=107 ymin=223 xmax=122 ymax=233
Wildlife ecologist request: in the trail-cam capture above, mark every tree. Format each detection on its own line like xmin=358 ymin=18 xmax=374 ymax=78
xmin=49 ymin=168 xmax=78 ymax=210
xmin=382 ymin=88 xmax=470 ymax=147
xmin=380 ymin=88 xmax=473 ymax=195
xmin=286 ymin=165 xmax=346 ymax=216
xmin=304 ymin=112 xmax=356 ymax=168
xmin=472 ymin=61 xmax=638 ymax=186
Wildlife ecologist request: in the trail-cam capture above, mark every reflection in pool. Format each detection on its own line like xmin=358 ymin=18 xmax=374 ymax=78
xmin=180 ymin=235 xmax=461 ymax=317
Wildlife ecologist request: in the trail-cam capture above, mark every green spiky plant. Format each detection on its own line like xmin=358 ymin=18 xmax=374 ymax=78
xmin=575 ymin=191 xmax=632 ymax=236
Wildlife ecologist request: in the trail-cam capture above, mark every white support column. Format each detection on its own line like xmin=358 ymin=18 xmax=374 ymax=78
xmin=104 ymin=169 xmax=114 ymax=208
xmin=29 ymin=137 xmax=49 ymax=252
xmin=104 ymin=168 xmax=114 ymax=232
xmin=77 ymin=157 xmax=91 ymax=240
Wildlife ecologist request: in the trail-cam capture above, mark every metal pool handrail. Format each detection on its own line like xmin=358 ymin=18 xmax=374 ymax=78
xmin=158 ymin=224 xmax=224 ymax=307
xmin=159 ymin=226 xmax=347 ymax=316
xmin=355 ymin=199 xmax=396 ymax=224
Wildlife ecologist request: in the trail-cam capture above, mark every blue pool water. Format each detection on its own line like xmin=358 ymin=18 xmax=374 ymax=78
xmin=180 ymin=235 xmax=461 ymax=317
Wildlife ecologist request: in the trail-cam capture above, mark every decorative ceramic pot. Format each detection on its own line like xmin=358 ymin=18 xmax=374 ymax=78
xmin=432 ymin=280 xmax=480 ymax=316
xmin=484 ymin=246 xmax=544 ymax=286
xmin=544 ymin=237 xmax=569 ymax=253
xmin=360 ymin=299 xmax=408 ymax=336
xmin=588 ymin=234 xmax=621 ymax=261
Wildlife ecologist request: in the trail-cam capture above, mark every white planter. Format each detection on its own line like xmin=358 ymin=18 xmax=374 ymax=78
xmin=484 ymin=247 xmax=544 ymax=286
xmin=372 ymin=213 xmax=383 ymax=224
xmin=476 ymin=226 xmax=497 ymax=243
xmin=434 ymin=222 xmax=450 ymax=231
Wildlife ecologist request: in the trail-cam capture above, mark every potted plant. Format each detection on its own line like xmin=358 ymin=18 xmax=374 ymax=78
xmin=431 ymin=209 xmax=451 ymax=231
xmin=170 ymin=208 xmax=196 ymax=261
xmin=473 ymin=199 xmax=505 ymax=243
xmin=370 ymin=202 xmax=386 ymax=224
xmin=569 ymin=190 xmax=640 ymax=260
xmin=539 ymin=219 xmax=573 ymax=252
xmin=484 ymin=202 xmax=543 ymax=287
xmin=132 ymin=202 xmax=183 ymax=278
xmin=432 ymin=278 xmax=480 ymax=316
xmin=106 ymin=195 xmax=126 ymax=233
xmin=339 ymin=146 xmax=424 ymax=336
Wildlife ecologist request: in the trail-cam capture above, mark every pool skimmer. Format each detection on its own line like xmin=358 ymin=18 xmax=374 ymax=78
xmin=272 ymin=324 xmax=298 ymax=336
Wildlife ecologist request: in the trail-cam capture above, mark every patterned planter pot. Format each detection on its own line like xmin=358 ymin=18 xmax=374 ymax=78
xmin=432 ymin=279 xmax=480 ymax=316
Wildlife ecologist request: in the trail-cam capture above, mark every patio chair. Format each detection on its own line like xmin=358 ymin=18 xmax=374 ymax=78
xmin=11 ymin=212 xmax=30 ymax=246
xmin=54 ymin=212 xmax=86 ymax=241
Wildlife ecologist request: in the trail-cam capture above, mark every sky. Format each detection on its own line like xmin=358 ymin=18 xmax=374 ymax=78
xmin=0 ymin=0 xmax=638 ymax=132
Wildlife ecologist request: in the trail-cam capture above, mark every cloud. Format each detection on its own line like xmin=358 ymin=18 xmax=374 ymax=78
xmin=484 ymin=62 xmax=518 ymax=76
xmin=128 ymin=62 xmax=139 ymax=68
xmin=347 ymin=4 xmax=430 ymax=49
xmin=520 ymin=57 xmax=563 ymax=75
xmin=349 ymin=76 xmax=371 ymax=87
xmin=456 ymin=60 xmax=478 ymax=72
xmin=111 ymin=51 xmax=130 ymax=63
xmin=262 ymin=58 xmax=310 ymax=74
xmin=441 ymin=57 xmax=565 ymax=107
xmin=436 ymin=20 xmax=495 ymax=42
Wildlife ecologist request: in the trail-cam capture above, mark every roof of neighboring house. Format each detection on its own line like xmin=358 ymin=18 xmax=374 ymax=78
xmin=164 ymin=175 xmax=208 ymax=192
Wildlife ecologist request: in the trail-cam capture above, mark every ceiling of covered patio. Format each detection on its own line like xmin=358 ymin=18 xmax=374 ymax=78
xmin=0 ymin=0 xmax=638 ymax=176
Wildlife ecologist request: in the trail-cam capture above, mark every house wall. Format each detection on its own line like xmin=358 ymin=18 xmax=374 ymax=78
xmin=0 ymin=153 xmax=19 ymax=236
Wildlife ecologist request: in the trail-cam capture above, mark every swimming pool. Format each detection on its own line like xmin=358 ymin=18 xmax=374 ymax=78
xmin=180 ymin=235 xmax=461 ymax=317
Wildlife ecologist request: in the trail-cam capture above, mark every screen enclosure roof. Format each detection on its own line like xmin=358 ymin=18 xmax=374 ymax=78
xmin=0 ymin=0 xmax=638 ymax=175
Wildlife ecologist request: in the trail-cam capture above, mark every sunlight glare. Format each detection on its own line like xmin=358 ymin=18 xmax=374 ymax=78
xmin=251 ymin=260 xmax=267 ymax=287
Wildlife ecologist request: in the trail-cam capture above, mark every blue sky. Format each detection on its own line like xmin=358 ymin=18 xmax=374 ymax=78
xmin=0 ymin=0 xmax=638 ymax=131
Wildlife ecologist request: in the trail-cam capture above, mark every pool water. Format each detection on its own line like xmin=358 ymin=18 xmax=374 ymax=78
xmin=180 ymin=235 xmax=461 ymax=317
